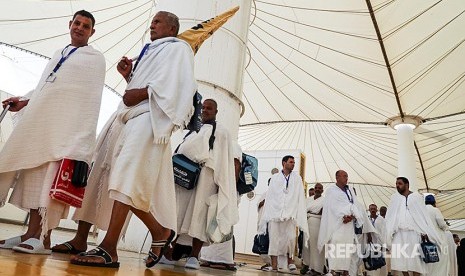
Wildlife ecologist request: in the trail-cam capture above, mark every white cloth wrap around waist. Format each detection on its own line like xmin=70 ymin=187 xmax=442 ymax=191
xmin=307 ymin=213 xmax=322 ymax=219
xmin=117 ymin=100 xmax=150 ymax=125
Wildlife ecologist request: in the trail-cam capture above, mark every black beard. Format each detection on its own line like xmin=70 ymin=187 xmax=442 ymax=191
xmin=203 ymin=119 xmax=215 ymax=125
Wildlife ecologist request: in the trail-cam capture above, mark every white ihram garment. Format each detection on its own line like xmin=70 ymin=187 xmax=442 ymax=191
xmin=0 ymin=45 xmax=105 ymax=237
xmin=349 ymin=200 xmax=379 ymax=276
xmin=445 ymin=230 xmax=458 ymax=276
xmin=385 ymin=192 xmax=441 ymax=275
xmin=302 ymin=195 xmax=325 ymax=273
xmin=425 ymin=205 xmax=449 ymax=276
xmin=107 ymin=37 xmax=197 ymax=232
xmin=199 ymin=143 xmax=242 ymax=265
xmin=255 ymin=191 xmax=271 ymax=264
xmin=72 ymin=109 xmax=122 ymax=231
xmin=318 ymin=184 xmax=365 ymax=272
xmin=259 ymin=171 xmax=308 ymax=258
xmin=175 ymin=123 xmax=237 ymax=243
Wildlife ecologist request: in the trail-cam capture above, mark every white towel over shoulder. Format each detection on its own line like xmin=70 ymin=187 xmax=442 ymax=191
xmin=0 ymin=45 xmax=105 ymax=204
xmin=127 ymin=37 xmax=197 ymax=144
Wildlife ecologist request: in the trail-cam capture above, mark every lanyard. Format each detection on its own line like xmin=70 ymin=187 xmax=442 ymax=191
xmin=370 ymin=216 xmax=377 ymax=226
xmin=282 ymin=171 xmax=291 ymax=189
xmin=51 ymin=45 xmax=79 ymax=75
xmin=341 ymin=185 xmax=353 ymax=203
xmin=132 ymin=43 xmax=150 ymax=73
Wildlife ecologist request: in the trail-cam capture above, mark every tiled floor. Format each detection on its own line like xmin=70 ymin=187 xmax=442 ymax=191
xmin=0 ymin=222 xmax=299 ymax=276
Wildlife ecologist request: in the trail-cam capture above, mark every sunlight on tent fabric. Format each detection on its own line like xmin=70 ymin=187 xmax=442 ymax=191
xmin=0 ymin=0 xmax=464 ymax=224
xmin=0 ymin=44 xmax=121 ymax=133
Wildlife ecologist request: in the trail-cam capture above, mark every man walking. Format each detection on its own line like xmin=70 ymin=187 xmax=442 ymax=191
xmin=71 ymin=11 xmax=196 ymax=268
xmin=385 ymin=177 xmax=440 ymax=276
xmin=259 ymin=155 xmax=309 ymax=272
xmin=318 ymin=170 xmax=367 ymax=276
xmin=0 ymin=10 xmax=105 ymax=254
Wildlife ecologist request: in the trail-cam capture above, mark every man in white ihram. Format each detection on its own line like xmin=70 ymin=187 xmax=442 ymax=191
xmin=259 ymin=155 xmax=308 ymax=272
xmin=366 ymin=203 xmax=387 ymax=276
xmin=168 ymin=99 xmax=238 ymax=269
xmin=385 ymin=177 xmax=440 ymax=276
xmin=71 ymin=11 xmax=197 ymax=268
xmin=198 ymin=142 xmax=242 ymax=271
xmin=318 ymin=170 xmax=367 ymax=276
xmin=424 ymin=195 xmax=450 ymax=275
xmin=256 ymin=168 xmax=278 ymax=270
xmin=0 ymin=10 xmax=105 ymax=254
xmin=302 ymin=183 xmax=326 ymax=275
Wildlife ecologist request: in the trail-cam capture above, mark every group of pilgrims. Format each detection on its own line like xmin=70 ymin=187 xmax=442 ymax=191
xmin=0 ymin=8 xmax=464 ymax=276
xmin=256 ymin=168 xmax=464 ymax=276
xmin=0 ymin=9 xmax=242 ymax=270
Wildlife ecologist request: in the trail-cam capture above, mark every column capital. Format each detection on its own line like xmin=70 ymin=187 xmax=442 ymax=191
xmin=387 ymin=115 xmax=423 ymax=130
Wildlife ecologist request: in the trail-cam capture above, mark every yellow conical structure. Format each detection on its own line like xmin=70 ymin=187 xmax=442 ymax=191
xmin=177 ymin=6 xmax=240 ymax=55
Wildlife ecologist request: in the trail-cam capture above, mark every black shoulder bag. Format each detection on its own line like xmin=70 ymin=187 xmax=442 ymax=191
xmin=363 ymin=243 xmax=386 ymax=271
xmin=252 ymin=224 xmax=269 ymax=255
xmin=71 ymin=161 xmax=90 ymax=188
xmin=172 ymin=123 xmax=216 ymax=190
xmin=421 ymin=235 xmax=439 ymax=263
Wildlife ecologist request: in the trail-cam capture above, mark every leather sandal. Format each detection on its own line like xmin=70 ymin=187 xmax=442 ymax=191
xmin=70 ymin=246 xmax=119 ymax=268
xmin=146 ymin=230 xmax=176 ymax=268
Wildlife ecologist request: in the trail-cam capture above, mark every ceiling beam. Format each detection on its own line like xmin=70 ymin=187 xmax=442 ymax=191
xmin=239 ymin=110 xmax=465 ymax=127
xmin=365 ymin=0 xmax=404 ymax=118
xmin=240 ymin=119 xmax=387 ymax=127
xmin=366 ymin=0 xmax=431 ymax=191
xmin=414 ymin=141 xmax=430 ymax=192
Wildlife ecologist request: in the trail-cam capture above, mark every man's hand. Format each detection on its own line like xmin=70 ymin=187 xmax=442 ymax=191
xmin=234 ymin=158 xmax=241 ymax=183
xmin=117 ymin=56 xmax=133 ymax=81
xmin=258 ymin=200 xmax=265 ymax=209
xmin=2 ymin=97 xmax=28 ymax=112
xmin=342 ymin=215 xmax=354 ymax=224
xmin=123 ymin=88 xmax=148 ymax=107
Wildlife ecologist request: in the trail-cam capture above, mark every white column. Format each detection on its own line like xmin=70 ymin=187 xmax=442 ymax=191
xmin=156 ymin=0 xmax=251 ymax=140
xmin=396 ymin=124 xmax=418 ymax=191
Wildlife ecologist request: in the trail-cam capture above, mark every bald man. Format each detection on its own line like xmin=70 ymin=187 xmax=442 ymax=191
xmin=318 ymin=170 xmax=367 ymax=276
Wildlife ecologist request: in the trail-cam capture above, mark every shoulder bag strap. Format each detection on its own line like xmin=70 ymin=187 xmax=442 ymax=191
xmin=209 ymin=122 xmax=216 ymax=150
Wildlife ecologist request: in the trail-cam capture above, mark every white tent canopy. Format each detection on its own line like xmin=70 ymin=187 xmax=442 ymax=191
xmin=0 ymin=44 xmax=121 ymax=133
xmin=0 ymin=0 xmax=464 ymax=219
xmin=240 ymin=0 xmax=465 ymax=219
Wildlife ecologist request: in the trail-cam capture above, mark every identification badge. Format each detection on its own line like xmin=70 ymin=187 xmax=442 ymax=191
xmin=244 ymin=172 xmax=253 ymax=185
xmin=46 ymin=73 xmax=56 ymax=83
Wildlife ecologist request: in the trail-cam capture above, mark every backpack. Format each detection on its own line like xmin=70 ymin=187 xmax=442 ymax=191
xmin=236 ymin=153 xmax=258 ymax=195
xmin=186 ymin=92 xmax=202 ymax=132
